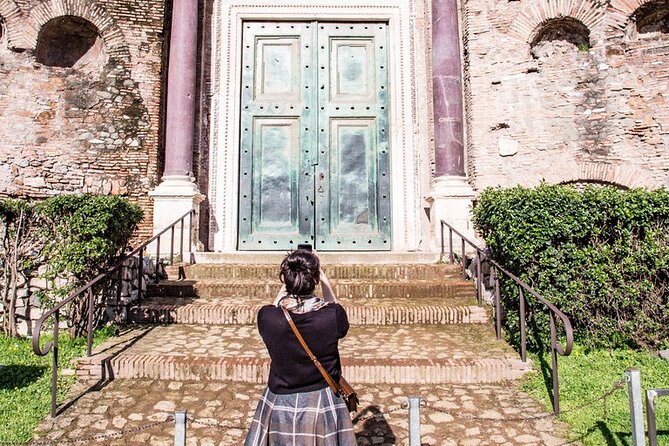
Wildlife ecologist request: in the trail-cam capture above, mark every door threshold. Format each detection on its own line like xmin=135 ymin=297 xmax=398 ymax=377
xmin=194 ymin=251 xmax=440 ymax=265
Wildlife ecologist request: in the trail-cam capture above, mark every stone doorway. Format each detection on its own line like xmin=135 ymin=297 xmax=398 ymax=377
xmin=237 ymin=22 xmax=391 ymax=251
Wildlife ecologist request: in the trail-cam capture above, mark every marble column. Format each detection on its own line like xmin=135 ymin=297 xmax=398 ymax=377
xmin=426 ymin=0 xmax=476 ymax=249
xmin=149 ymin=0 xmax=204 ymax=257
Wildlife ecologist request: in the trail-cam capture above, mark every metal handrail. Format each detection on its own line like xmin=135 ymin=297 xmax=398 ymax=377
xmin=440 ymin=220 xmax=574 ymax=415
xmin=33 ymin=209 xmax=196 ymax=417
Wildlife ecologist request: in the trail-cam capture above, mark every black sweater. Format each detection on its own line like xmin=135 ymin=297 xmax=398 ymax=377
xmin=257 ymin=303 xmax=349 ymax=394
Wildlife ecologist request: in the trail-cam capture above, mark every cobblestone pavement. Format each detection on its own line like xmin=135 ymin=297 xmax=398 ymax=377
xmin=34 ymin=380 xmax=574 ymax=445
xmin=109 ymin=324 xmax=517 ymax=361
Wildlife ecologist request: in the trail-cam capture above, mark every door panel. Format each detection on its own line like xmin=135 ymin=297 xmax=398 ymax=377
xmin=316 ymin=23 xmax=391 ymax=250
xmin=238 ymin=23 xmax=315 ymax=250
xmin=255 ymin=38 xmax=301 ymax=100
xmin=331 ymin=39 xmax=375 ymax=101
xmin=239 ymin=22 xmax=390 ymax=251
xmin=254 ymin=118 xmax=299 ymax=229
xmin=332 ymin=120 xmax=375 ymax=229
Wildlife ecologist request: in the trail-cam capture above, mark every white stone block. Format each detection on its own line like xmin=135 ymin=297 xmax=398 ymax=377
xmin=498 ymin=137 xmax=519 ymax=157
xmin=24 ymin=177 xmax=47 ymax=188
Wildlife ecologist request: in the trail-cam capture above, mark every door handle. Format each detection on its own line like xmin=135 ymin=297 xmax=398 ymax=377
xmin=317 ymin=172 xmax=325 ymax=193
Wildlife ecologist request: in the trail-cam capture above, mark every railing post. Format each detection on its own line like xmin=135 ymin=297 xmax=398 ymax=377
xmin=493 ymin=267 xmax=501 ymax=340
xmin=440 ymin=221 xmax=445 ymax=262
xmin=475 ymin=252 xmax=482 ymax=306
xmin=549 ymin=313 xmax=560 ymax=415
xmin=461 ymin=239 xmax=466 ymax=279
xmin=87 ymin=288 xmax=94 ymax=357
xmin=179 ymin=218 xmax=184 ymax=262
xmin=170 ymin=226 xmax=175 ymax=265
xmin=156 ymin=235 xmax=161 ymax=265
xmin=116 ymin=268 xmax=122 ymax=307
xmin=138 ymin=249 xmax=144 ymax=304
xmin=627 ymin=369 xmax=646 ymax=446
xmin=189 ymin=210 xmax=194 ymax=260
xmin=448 ymin=229 xmax=454 ymax=263
xmin=174 ymin=410 xmax=187 ymax=446
xmin=408 ymin=396 xmax=421 ymax=446
xmin=518 ymin=286 xmax=527 ymax=362
xmin=50 ymin=310 xmax=59 ymax=418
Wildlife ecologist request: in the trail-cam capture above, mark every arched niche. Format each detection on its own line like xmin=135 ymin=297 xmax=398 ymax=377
xmin=632 ymin=0 xmax=669 ymax=34
xmin=35 ymin=15 xmax=106 ymax=69
xmin=530 ymin=17 xmax=591 ymax=58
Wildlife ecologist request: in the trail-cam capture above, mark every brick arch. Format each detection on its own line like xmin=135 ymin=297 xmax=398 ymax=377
xmin=607 ymin=0 xmax=669 ymax=35
xmin=508 ymin=0 xmax=605 ymax=43
xmin=0 ymin=0 xmax=34 ymax=49
xmin=544 ymin=162 xmax=659 ymax=188
xmin=23 ymin=0 xmax=129 ymax=60
xmin=608 ymin=0 xmax=652 ymax=33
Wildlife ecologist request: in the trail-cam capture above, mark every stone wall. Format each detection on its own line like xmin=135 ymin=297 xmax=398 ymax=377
xmin=0 ymin=0 xmax=167 ymax=238
xmin=8 ymin=255 xmax=159 ymax=338
xmin=462 ymin=0 xmax=669 ymax=190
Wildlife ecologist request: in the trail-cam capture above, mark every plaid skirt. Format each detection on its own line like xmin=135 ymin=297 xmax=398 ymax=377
xmin=244 ymin=386 xmax=356 ymax=446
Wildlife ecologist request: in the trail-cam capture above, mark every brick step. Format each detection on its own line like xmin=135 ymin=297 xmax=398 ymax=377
xmin=128 ymin=295 xmax=488 ymax=325
xmin=147 ymin=279 xmax=473 ymax=299
xmin=168 ymin=263 xmax=464 ymax=281
xmin=107 ymin=355 xmax=529 ymax=384
xmin=77 ymin=324 xmax=531 ymax=385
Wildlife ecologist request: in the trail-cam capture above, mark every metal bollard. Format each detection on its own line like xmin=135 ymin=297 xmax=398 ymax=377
xmin=174 ymin=410 xmax=187 ymax=446
xmin=627 ymin=369 xmax=646 ymax=446
xmin=408 ymin=396 xmax=421 ymax=446
xmin=647 ymin=388 xmax=669 ymax=446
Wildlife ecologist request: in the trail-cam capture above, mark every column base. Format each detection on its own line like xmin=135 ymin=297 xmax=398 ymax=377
xmin=425 ymin=175 xmax=479 ymax=255
xmin=149 ymin=176 xmax=205 ymax=262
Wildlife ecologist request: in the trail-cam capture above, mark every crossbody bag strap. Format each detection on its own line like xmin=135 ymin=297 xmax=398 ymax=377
xmin=281 ymin=308 xmax=341 ymax=394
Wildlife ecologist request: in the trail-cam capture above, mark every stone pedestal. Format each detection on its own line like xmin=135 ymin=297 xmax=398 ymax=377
xmin=149 ymin=175 xmax=204 ymax=262
xmin=426 ymin=175 xmax=478 ymax=254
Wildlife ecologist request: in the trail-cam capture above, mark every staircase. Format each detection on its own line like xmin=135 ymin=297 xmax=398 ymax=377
xmin=76 ymin=255 xmax=531 ymax=386
xmin=46 ymin=255 xmax=569 ymax=445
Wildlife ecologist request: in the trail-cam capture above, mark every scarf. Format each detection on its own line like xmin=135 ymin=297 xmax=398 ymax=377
xmin=278 ymin=294 xmax=328 ymax=314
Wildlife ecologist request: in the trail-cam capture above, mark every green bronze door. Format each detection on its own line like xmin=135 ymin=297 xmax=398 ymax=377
xmin=238 ymin=22 xmax=390 ymax=251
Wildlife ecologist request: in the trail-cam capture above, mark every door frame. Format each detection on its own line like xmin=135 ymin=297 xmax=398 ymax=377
xmin=209 ymin=0 xmax=429 ymax=252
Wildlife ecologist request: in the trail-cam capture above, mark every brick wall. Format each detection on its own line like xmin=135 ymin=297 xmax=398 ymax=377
xmin=0 ymin=0 xmax=167 ymax=238
xmin=462 ymin=0 xmax=669 ymax=190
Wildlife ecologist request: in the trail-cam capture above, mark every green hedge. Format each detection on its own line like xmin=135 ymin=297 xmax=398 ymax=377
xmin=35 ymin=194 xmax=143 ymax=279
xmin=473 ymin=185 xmax=669 ymax=351
xmin=0 ymin=194 xmax=143 ymax=336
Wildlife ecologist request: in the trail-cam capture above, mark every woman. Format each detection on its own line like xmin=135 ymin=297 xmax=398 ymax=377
xmin=244 ymin=248 xmax=356 ymax=446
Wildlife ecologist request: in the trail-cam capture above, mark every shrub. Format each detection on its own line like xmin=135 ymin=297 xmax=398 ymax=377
xmin=473 ymin=185 xmax=669 ymax=351
xmin=36 ymin=194 xmax=143 ymax=278
xmin=0 ymin=195 xmax=143 ymax=337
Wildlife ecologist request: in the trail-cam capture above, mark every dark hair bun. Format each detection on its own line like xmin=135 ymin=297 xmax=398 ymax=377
xmin=280 ymin=250 xmax=320 ymax=296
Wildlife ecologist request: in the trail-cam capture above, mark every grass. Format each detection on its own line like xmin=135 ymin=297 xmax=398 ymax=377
xmin=522 ymin=345 xmax=669 ymax=445
xmin=0 ymin=326 xmax=115 ymax=443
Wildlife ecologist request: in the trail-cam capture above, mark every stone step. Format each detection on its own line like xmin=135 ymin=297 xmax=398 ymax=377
xmin=77 ymin=325 xmax=531 ymax=385
xmin=194 ymin=252 xmax=440 ymax=265
xmin=128 ymin=295 xmax=489 ymax=325
xmin=147 ymin=278 xmax=473 ymax=300
xmin=171 ymin=263 xmax=464 ymax=281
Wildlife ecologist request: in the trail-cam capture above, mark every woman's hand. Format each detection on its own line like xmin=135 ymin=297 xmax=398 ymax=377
xmin=319 ymin=268 xmax=337 ymax=303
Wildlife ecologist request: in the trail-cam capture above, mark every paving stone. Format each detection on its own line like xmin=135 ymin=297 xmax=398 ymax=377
xmin=33 ymin=380 xmax=572 ymax=445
